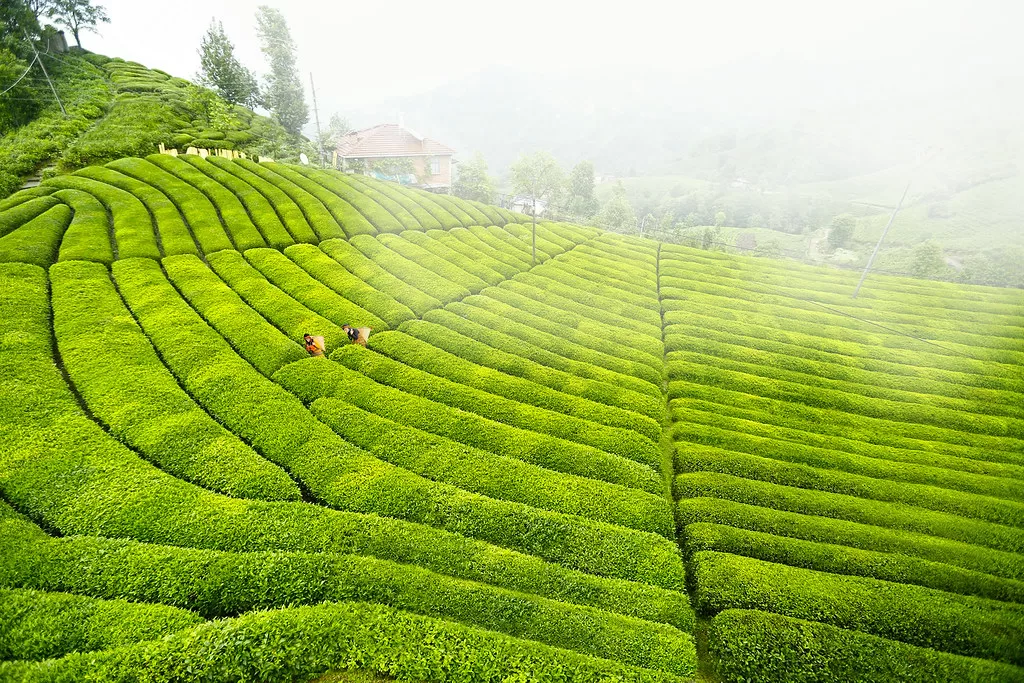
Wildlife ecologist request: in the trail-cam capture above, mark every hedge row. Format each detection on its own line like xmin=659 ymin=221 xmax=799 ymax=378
xmin=264 ymin=163 xmax=377 ymax=238
xmin=0 ymin=204 xmax=71 ymax=267
xmin=162 ymin=255 xmax=307 ymax=376
xmin=475 ymin=225 xmax=547 ymax=263
xmin=320 ymin=238 xmax=441 ymax=316
xmin=430 ymin=227 xmax=521 ymax=279
xmin=667 ymin=355 xmax=1023 ymax=440
xmin=235 ymin=159 xmax=345 ymax=240
xmin=502 ymin=222 xmax=568 ymax=258
xmin=334 ymin=343 xmax=661 ymax=466
xmin=377 ymin=231 xmax=490 ymax=292
xmin=571 ymin=244 xmax=659 ymax=281
xmin=426 ymin=190 xmax=478 ymax=226
xmin=0 ymin=196 xmax=60 ymax=239
xmin=665 ymin=319 xmax=1024 ymax=411
xmin=274 ymin=358 xmax=660 ymax=492
xmin=344 ymin=173 xmax=443 ymax=230
xmin=449 ymin=226 xmax=532 ymax=272
xmin=367 ymin=331 xmax=663 ymax=442
xmin=438 ymin=301 xmax=662 ymax=392
xmin=683 ymin=523 xmax=1024 ymax=603
xmin=350 ymin=234 xmax=471 ymax=303
xmin=42 ymin=174 xmax=162 ymax=259
xmin=708 ymin=609 xmax=1023 ymax=683
xmin=115 ymin=259 xmax=685 ymax=586
xmin=400 ymin=229 xmax=506 ymax=285
xmin=535 ymin=260 xmax=660 ymax=309
xmin=669 ymin=387 xmax=1018 ymax=466
xmin=52 ymin=189 xmax=113 ymax=264
xmin=514 ymin=271 xmax=663 ymax=328
xmin=386 ymin=181 xmax=461 ymax=228
xmin=144 ymin=154 xmax=267 ymax=250
xmin=409 ymin=315 xmax=664 ymax=416
xmin=469 ymin=199 xmax=506 ymax=225
xmin=284 ymin=244 xmax=414 ymax=327
xmin=448 ymin=195 xmax=493 ymax=226
xmin=671 ymin=418 xmax=1024 ymax=500
xmin=0 ymin=274 xmax=684 ymax=632
xmin=676 ymin=446 xmax=1024 ymax=527
xmin=0 ymin=187 xmax=56 ymax=213
xmin=206 ymin=157 xmax=319 ymax=243
xmin=292 ymin=166 xmax=405 ymax=233
xmin=73 ymin=165 xmax=199 ymax=257
xmin=558 ymin=254 xmax=659 ymax=296
xmin=330 ymin=172 xmax=425 ymax=230
xmin=0 ymin=506 xmax=693 ymax=671
xmin=469 ymin=289 xmax=664 ymax=369
xmin=51 ymin=260 xmax=301 ymax=501
xmin=453 ymin=296 xmax=664 ymax=385
xmin=310 ymin=397 xmax=673 ymax=536
xmin=0 ymin=587 xmax=201 ymax=662
xmin=3 ymin=601 xmax=688 ymax=683
xmin=677 ymin=497 xmax=1024 ymax=582
xmin=178 ymin=155 xmax=296 ymax=249
xmin=691 ymin=551 xmax=1024 ymax=665
xmin=675 ymin=472 xmax=1024 ymax=554
xmin=244 ymin=248 xmax=385 ymax=331
xmin=207 ymin=250 xmax=349 ymax=352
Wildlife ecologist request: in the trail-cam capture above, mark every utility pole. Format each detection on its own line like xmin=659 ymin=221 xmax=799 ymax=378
xmin=852 ymin=180 xmax=910 ymax=299
xmin=532 ymin=196 xmax=537 ymax=265
xmin=23 ymin=30 xmax=65 ymax=115
xmin=309 ymin=72 xmax=324 ymax=167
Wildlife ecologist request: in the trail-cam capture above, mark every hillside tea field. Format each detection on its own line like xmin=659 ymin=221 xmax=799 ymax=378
xmin=0 ymin=156 xmax=1021 ymax=682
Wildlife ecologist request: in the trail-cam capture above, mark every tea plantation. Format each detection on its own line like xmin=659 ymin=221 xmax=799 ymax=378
xmin=0 ymin=155 xmax=1021 ymax=682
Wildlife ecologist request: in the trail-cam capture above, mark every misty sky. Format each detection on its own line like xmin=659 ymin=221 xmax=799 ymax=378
xmin=86 ymin=0 xmax=1022 ymax=137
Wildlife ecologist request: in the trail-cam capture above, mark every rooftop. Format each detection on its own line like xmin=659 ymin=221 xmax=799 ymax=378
xmin=336 ymin=123 xmax=456 ymax=158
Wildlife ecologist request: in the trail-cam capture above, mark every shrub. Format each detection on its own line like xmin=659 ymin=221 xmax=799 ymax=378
xmin=0 ymin=204 xmax=71 ymax=267
xmin=708 ymin=609 xmax=1023 ymax=683
xmin=206 ymin=157 xmax=318 ymax=243
xmin=344 ymin=174 xmax=443 ymax=230
xmin=0 ymin=186 xmax=56 ymax=212
xmin=0 ymin=196 xmax=60 ymax=238
xmin=320 ymin=238 xmax=441 ymax=315
xmin=400 ymin=229 xmax=506 ymax=285
xmin=53 ymin=189 xmax=114 ymax=264
xmin=473 ymin=224 xmax=543 ymax=263
xmin=235 ymin=159 xmax=345 ymax=240
xmin=284 ymin=244 xmax=414 ymax=327
xmin=419 ymin=189 xmax=476 ymax=226
xmin=437 ymin=192 xmax=491 ymax=225
xmin=350 ymin=234 xmax=471 ymax=303
xmin=264 ymin=163 xmax=376 ymax=238
xmin=517 ymin=272 xmax=663 ymax=327
xmin=448 ymin=226 xmax=533 ymax=271
xmin=51 ymin=260 xmax=301 ymax=501
xmin=368 ymin=331 xmax=662 ymax=442
xmin=390 ymin=183 xmax=462 ymax=228
xmin=377 ymin=232 xmax=490 ymax=292
xmin=0 ymin=587 xmax=201 ymax=661
xmin=468 ymin=199 xmax=506 ymax=225
xmin=691 ymin=551 xmax=1024 ymax=665
xmin=503 ymin=222 xmax=568 ymax=257
xmin=273 ymin=357 xmax=662 ymax=493
xmin=291 ymin=166 xmax=405 ymax=233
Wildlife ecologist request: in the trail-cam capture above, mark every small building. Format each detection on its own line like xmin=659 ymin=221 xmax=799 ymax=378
xmin=335 ymin=123 xmax=456 ymax=192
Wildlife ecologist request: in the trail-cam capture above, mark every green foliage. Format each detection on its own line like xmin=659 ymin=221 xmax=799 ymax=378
xmin=911 ymin=239 xmax=951 ymax=278
xmin=0 ymin=49 xmax=42 ymax=130
xmin=348 ymin=233 xmax=471 ymax=303
xmin=0 ymin=203 xmax=70 ymax=266
xmin=255 ymin=5 xmax=308 ymax=135
xmin=196 ymin=19 xmax=258 ymax=107
xmin=510 ymin=151 xmax=565 ymax=215
xmin=567 ymin=160 xmax=599 ymax=218
xmin=46 ymin=0 xmax=110 ymax=49
xmin=828 ymin=212 xmax=856 ymax=249
xmin=453 ymin=151 xmax=495 ymax=203
xmin=207 ymin=156 xmax=318 ymax=243
xmin=53 ymin=188 xmax=112 ymax=263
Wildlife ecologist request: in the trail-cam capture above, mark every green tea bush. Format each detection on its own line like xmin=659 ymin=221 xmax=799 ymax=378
xmin=516 ymin=272 xmax=662 ymax=327
xmin=207 ymin=157 xmax=318 ymax=243
xmin=235 ymin=159 xmax=345 ymax=240
xmin=145 ymin=154 xmax=266 ymax=250
xmin=377 ymin=232 xmax=490 ymax=292
xmin=422 ymin=228 xmax=518 ymax=278
xmin=708 ymin=609 xmax=1023 ymax=683
xmin=534 ymin=260 xmax=660 ymax=310
xmin=439 ymin=193 xmax=491 ymax=225
xmin=407 ymin=316 xmax=664 ymax=417
xmin=319 ymin=238 xmax=440 ymax=316
xmin=292 ymin=166 xmax=405 ymax=233
xmin=264 ymin=163 xmax=377 ymax=237
xmin=284 ymin=244 xmax=415 ymax=327
xmin=330 ymin=172 xmax=427 ymax=229
xmin=74 ymin=165 xmax=199 ymax=256
xmin=0 ymin=587 xmax=201 ymax=661
xmin=0 ymin=187 xmax=56 ymax=212
xmin=0 ymin=204 xmax=71 ymax=267
xmin=345 ymin=174 xmax=443 ymax=230
xmin=51 ymin=260 xmax=301 ymax=501
xmin=335 ymin=343 xmax=661 ymax=465
xmin=162 ymin=255 xmax=307 ymax=375
xmin=691 ymin=552 xmax=1024 ymax=665
xmin=468 ymin=199 xmax=506 ymax=225
xmin=53 ymin=189 xmax=113 ymax=264
xmin=400 ymin=229 xmax=506 ymax=285
xmin=0 ymin=196 xmax=60 ymax=238
xmin=502 ymin=222 xmax=567 ymax=257
xmin=368 ymin=331 xmax=663 ymax=441
xmin=677 ymin=497 xmax=1024 ymax=581
xmin=675 ymin=472 xmax=1024 ymax=553
xmin=423 ymin=190 xmax=477 ymax=226
xmin=273 ymin=357 xmax=662 ymax=493
xmin=243 ymin=248 xmax=385 ymax=331
xmin=179 ymin=155 xmax=295 ymax=248
xmin=474 ymin=225 xmax=544 ymax=263
xmin=350 ymin=234 xmax=471 ymax=303
xmin=449 ymin=227 xmax=532 ymax=270
xmin=61 ymin=94 xmax=182 ymax=169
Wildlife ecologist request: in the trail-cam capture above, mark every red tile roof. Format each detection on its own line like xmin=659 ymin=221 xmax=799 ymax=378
xmin=336 ymin=123 xmax=456 ymax=158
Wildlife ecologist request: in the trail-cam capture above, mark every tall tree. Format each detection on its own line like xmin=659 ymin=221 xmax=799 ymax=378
xmin=316 ymin=112 xmax=350 ymax=161
xmin=565 ymin=160 xmax=598 ymax=218
xmin=197 ymin=19 xmax=258 ymax=107
xmin=255 ymin=6 xmax=308 ymax=136
xmin=599 ymin=182 xmax=635 ymax=232
xmin=510 ymin=151 xmax=565 ymax=264
xmin=46 ymin=0 xmax=109 ymax=49
xmin=452 ymin=152 xmax=494 ymax=204
xmin=3 ymin=0 xmax=42 ymax=55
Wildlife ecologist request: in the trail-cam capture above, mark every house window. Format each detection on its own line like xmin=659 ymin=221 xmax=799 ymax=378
xmin=431 ymin=158 xmax=441 ymax=175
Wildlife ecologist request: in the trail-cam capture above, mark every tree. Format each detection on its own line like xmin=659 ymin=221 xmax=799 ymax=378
xmin=910 ymin=241 xmax=948 ymax=279
xmin=0 ymin=48 xmax=42 ymax=130
xmin=255 ymin=6 xmax=308 ymax=136
xmin=452 ymin=152 xmax=494 ymax=204
xmin=599 ymin=182 xmax=635 ymax=232
xmin=197 ymin=19 xmax=258 ymax=107
xmin=46 ymin=0 xmax=109 ymax=49
xmin=714 ymin=211 xmax=727 ymax=227
xmin=827 ymin=213 xmax=856 ymax=250
xmin=565 ymin=161 xmax=598 ymax=218
xmin=510 ymin=151 xmax=565 ymax=264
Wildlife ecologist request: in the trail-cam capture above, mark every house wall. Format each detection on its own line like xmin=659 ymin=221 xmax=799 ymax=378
xmin=411 ymin=155 xmax=452 ymax=188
